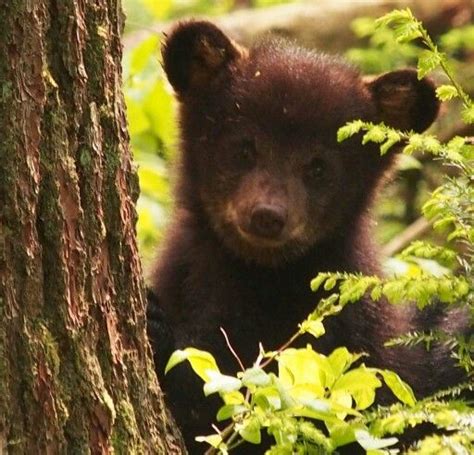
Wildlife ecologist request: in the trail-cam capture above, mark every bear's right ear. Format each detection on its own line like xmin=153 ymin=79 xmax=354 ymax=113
xmin=162 ymin=21 xmax=245 ymax=95
xmin=366 ymin=69 xmax=440 ymax=132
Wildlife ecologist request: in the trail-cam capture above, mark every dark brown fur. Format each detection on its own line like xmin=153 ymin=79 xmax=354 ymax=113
xmin=147 ymin=21 xmax=466 ymax=453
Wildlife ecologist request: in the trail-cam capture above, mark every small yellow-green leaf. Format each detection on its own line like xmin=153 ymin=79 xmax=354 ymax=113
xmin=330 ymin=389 xmax=353 ymax=419
xmin=327 ymin=420 xmax=356 ymax=448
xmin=333 ymin=367 xmax=382 ymax=409
xmin=237 ymin=417 xmax=261 ymax=444
xmin=436 ymin=84 xmax=459 ymax=101
xmin=324 ymin=276 xmax=337 ymax=290
xmin=165 ymin=348 xmax=220 ymax=382
xmin=311 ymin=273 xmax=328 ymax=291
xmin=354 ymin=429 xmax=398 ymax=450
xmin=328 ymin=347 xmax=361 ymax=378
xmin=337 ymin=120 xmax=366 ymax=142
xmin=203 ymin=370 xmax=242 ymax=396
xmin=300 ymin=319 xmax=326 ymax=339
xmin=380 ymin=370 xmax=416 ymax=406
xmin=222 ymin=390 xmax=245 ymax=405
xmin=290 ymin=383 xmax=326 ymax=403
xmin=362 ymin=126 xmax=386 ymax=144
xmin=241 ymin=367 xmax=271 ymax=387
xmin=254 ymin=386 xmax=282 ymax=411
xmin=278 ymin=347 xmax=334 ymax=389
xmin=216 ymin=404 xmax=247 ymax=422
xmin=462 ymin=104 xmax=474 ymax=124
xmin=418 ymin=50 xmax=442 ymax=79
xmin=380 ymin=131 xmax=401 ymax=155
xmin=195 ymin=434 xmax=224 ymax=449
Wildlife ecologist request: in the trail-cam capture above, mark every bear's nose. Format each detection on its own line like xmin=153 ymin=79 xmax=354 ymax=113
xmin=249 ymin=204 xmax=287 ymax=239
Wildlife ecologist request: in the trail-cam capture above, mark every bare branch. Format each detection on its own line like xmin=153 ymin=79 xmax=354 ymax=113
xmin=382 ymin=217 xmax=432 ymax=257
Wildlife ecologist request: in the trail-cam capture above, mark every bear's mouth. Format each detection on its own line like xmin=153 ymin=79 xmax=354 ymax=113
xmin=235 ymin=224 xmax=288 ymax=248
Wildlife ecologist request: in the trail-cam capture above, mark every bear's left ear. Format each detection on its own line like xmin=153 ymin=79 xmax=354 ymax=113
xmin=162 ymin=21 xmax=246 ymax=96
xmin=366 ymin=69 xmax=440 ymax=132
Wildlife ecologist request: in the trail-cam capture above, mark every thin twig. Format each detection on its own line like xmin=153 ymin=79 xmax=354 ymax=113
xmin=220 ymin=327 xmax=245 ymax=371
xmin=204 ymin=423 xmax=235 ymax=455
xmin=259 ymin=331 xmax=302 ymax=369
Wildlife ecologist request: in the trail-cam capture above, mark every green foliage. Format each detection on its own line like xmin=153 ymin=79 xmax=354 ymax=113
xmin=166 ymin=345 xmax=416 ymax=453
xmin=123 ymin=0 xmax=233 ymax=29
xmin=123 ymin=0 xmax=294 ymax=30
xmin=164 ymin=9 xmax=473 ymax=453
xmin=123 ymin=34 xmax=175 ymax=265
xmin=347 ymin=11 xmax=474 ymax=76
xmin=335 ymin=8 xmax=473 ymax=375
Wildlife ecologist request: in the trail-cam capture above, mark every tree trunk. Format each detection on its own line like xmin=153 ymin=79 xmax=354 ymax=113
xmin=0 ymin=1 xmax=185 ymax=453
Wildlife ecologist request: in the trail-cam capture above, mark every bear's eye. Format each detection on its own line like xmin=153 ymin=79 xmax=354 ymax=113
xmin=231 ymin=139 xmax=256 ymax=170
xmin=305 ymin=157 xmax=326 ymax=181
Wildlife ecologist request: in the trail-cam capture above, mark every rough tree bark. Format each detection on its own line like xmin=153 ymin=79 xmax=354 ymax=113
xmin=0 ymin=1 xmax=184 ymax=453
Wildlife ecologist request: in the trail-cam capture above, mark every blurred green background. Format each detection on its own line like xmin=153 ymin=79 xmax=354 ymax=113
xmin=122 ymin=0 xmax=474 ymax=272
xmin=123 ymin=0 xmax=298 ymax=267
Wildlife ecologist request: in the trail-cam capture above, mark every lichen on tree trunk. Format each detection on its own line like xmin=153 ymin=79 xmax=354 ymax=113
xmin=0 ymin=1 xmax=184 ymax=453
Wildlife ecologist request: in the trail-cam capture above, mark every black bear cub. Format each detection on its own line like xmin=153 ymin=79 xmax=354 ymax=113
xmin=147 ymin=20 xmax=466 ymax=453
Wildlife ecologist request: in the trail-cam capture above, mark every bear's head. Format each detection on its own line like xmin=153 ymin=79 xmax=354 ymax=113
xmin=162 ymin=21 xmax=439 ymax=266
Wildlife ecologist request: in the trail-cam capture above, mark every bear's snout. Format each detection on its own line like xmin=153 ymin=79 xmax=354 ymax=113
xmin=247 ymin=203 xmax=287 ymax=239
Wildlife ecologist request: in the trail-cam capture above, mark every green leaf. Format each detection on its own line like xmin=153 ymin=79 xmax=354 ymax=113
xmin=337 ymin=120 xmax=366 ymax=142
xmin=278 ymin=347 xmax=334 ymax=389
xmin=310 ymin=273 xmax=328 ymax=292
xmin=222 ymin=390 xmax=245 ymax=405
xmin=339 ymin=276 xmax=377 ymax=305
xmin=332 ymin=367 xmax=382 ymax=409
xmin=299 ymin=319 xmax=326 ymax=339
xmin=328 ymin=347 xmax=361 ymax=378
xmin=375 ymin=9 xmax=422 ymax=45
xmin=195 ymin=434 xmax=225 ymax=450
xmin=380 ymin=131 xmax=401 ymax=155
xmin=328 ymin=420 xmax=356 ymax=448
xmin=376 ymin=9 xmax=423 ymax=44
xmin=371 ymin=413 xmax=406 ymax=435
xmin=295 ymin=394 xmax=332 ymax=415
xmin=354 ymin=429 xmax=398 ymax=450
xmin=165 ymin=348 xmax=220 ymax=382
xmin=362 ymin=126 xmax=387 ymax=144
xmin=203 ymin=370 xmax=242 ymax=396
xmin=216 ymin=404 xmax=247 ymax=422
xmin=436 ymin=84 xmax=459 ymax=101
xmin=461 ymin=104 xmax=474 ymax=124
xmin=254 ymin=386 xmax=282 ymax=411
xmin=330 ymin=389 xmax=352 ymax=419
xmin=324 ymin=276 xmax=337 ymax=290
xmin=382 ymin=280 xmax=406 ymax=304
xmin=379 ymin=370 xmax=416 ymax=406
xmin=375 ymin=9 xmax=414 ymax=28
xmin=241 ymin=367 xmax=271 ymax=387
xmin=370 ymin=285 xmax=383 ymax=301
xmin=237 ymin=417 xmax=262 ymax=444
xmin=417 ymin=50 xmax=442 ymax=79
